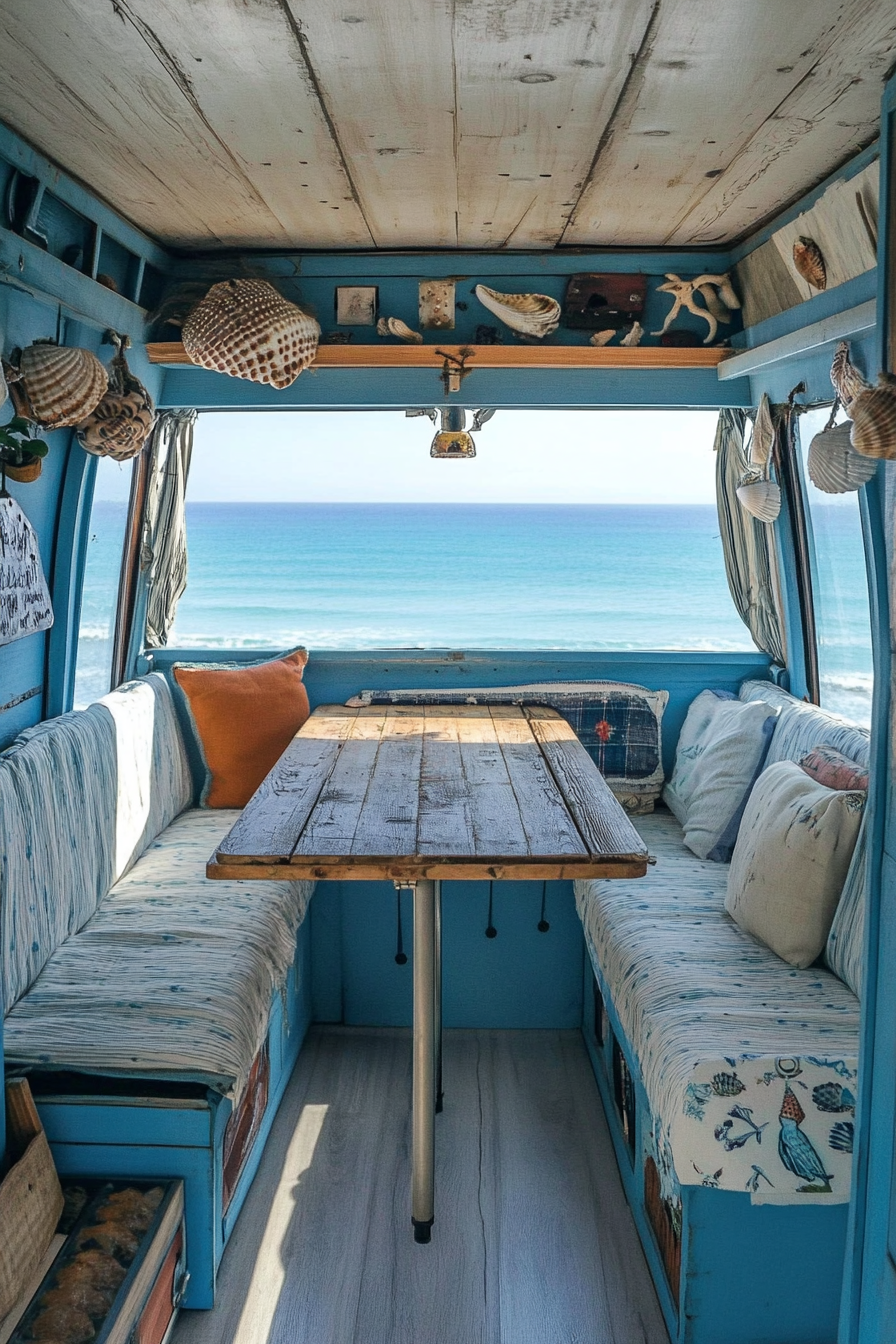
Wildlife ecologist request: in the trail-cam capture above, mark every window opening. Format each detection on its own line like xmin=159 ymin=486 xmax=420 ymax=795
xmin=72 ymin=457 xmax=131 ymax=708
xmin=798 ymin=405 xmax=874 ymax=726
xmin=168 ymin=409 xmax=753 ymax=655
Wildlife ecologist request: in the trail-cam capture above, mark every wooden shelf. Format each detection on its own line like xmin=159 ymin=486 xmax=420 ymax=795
xmin=146 ymin=341 xmax=729 ymax=370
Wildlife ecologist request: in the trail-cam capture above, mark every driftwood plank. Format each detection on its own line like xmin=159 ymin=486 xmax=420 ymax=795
xmin=209 ymin=857 xmax=647 ymax=883
xmin=346 ymin=709 xmax=425 ymax=857
xmin=292 ymin=710 xmax=387 ymax=857
xmin=416 ymin=709 xmax=476 ymax=857
xmin=216 ymin=706 xmax=358 ymax=862
xmin=452 ymin=706 xmax=531 ymax=858
xmin=488 ymin=706 xmax=587 ymax=859
xmin=523 ymin=708 xmax=647 ymax=862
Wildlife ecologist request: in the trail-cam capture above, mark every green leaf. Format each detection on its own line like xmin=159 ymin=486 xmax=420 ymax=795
xmin=29 ymin=440 xmax=49 ymax=458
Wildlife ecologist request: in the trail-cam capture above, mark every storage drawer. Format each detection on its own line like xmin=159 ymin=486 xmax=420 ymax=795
xmin=2 ymin=1178 xmax=186 ymax=1344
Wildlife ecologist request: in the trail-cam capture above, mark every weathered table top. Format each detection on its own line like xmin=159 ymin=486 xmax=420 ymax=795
xmin=208 ymin=703 xmax=649 ymax=883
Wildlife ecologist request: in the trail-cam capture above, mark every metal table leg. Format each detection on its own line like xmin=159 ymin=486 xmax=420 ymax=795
xmin=411 ymin=878 xmax=437 ymax=1242
xmin=434 ymin=879 xmax=443 ymax=1114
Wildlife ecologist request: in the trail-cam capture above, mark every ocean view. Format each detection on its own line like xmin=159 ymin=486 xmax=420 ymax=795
xmin=75 ymin=501 xmax=873 ymax=724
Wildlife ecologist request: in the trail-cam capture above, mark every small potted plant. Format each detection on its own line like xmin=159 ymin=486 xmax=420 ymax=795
xmin=0 ymin=416 xmax=49 ymax=483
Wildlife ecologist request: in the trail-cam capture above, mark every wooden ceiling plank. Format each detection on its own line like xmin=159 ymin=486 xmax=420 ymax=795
xmin=666 ymin=1 xmax=896 ymax=246
xmin=106 ymin=0 xmax=373 ymax=247
xmin=563 ymin=0 xmax=855 ymax=248
xmin=0 ymin=0 xmax=371 ymax=248
xmin=453 ymin=0 xmax=655 ymax=249
xmin=287 ymin=0 xmax=458 ymax=248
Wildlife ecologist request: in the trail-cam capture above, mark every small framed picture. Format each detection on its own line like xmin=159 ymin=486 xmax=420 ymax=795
xmin=335 ymin=285 xmax=378 ymax=326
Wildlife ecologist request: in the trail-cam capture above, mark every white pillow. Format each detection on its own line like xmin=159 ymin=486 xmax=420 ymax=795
xmin=725 ymin=761 xmax=865 ymax=968
xmin=663 ymin=690 xmax=777 ymax=861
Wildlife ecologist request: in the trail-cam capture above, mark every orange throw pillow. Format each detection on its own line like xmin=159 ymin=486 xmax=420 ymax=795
xmin=173 ymin=649 xmax=310 ymax=808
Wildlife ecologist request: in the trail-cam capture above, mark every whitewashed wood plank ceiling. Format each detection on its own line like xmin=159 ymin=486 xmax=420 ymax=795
xmin=0 ymin=0 xmax=893 ymax=251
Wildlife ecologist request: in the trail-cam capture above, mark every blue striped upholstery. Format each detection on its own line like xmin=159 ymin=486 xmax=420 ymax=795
xmin=1 ymin=675 xmax=191 ymax=1008
xmin=3 ymin=810 xmax=312 ymax=1099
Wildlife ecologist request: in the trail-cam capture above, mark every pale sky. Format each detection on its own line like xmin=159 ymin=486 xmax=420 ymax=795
xmin=94 ymin=408 xmax=722 ymax=504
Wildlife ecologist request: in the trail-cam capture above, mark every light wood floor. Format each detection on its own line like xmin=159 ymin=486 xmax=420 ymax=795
xmin=174 ymin=1028 xmax=669 ymax=1344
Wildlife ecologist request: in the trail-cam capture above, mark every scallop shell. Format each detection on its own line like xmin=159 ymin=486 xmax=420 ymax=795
xmin=749 ymin=393 xmax=774 ymax=466
xmin=376 ymin=316 xmax=423 ymax=344
xmin=736 ymin=476 xmax=781 ymax=521
xmin=792 ymin=236 xmax=827 ymax=290
xmin=77 ymin=338 xmax=156 ymax=461
xmin=710 ymin=1072 xmax=745 ymax=1097
xmin=807 ymin=422 xmax=877 ymax=493
xmin=8 ymin=342 xmax=108 ymax=428
xmin=182 ymin=279 xmax=320 ymax=388
xmin=474 ymin=284 xmax=560 ymax=339
xmin=849 ymin=376 xmax=896 ymax=459
xmin=830 ymin=340 xmax=870 ymax=412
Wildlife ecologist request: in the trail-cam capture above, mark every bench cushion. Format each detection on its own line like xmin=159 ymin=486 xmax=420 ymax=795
xmin=576 ymin=810 xmax=860 ymax=1204
xmin=1 ymin=675 xmax=192 ymax=1008
xmin=3 ymin=810 xmax=313 ymax=1100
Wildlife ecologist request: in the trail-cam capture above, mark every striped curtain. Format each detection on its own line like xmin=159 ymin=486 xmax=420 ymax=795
xmin=714 ymin=408 xmax=787 ymax=667
xmin=142 ymin=410 xmax=196 ymax=649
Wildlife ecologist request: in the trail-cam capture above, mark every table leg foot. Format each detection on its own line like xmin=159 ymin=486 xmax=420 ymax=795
xmin=412 ymin=1217 xmax=434 ymax=1244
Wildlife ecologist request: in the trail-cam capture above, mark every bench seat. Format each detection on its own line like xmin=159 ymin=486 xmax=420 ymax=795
xmin=576 ymin=809 xmax=859 ymax=1204
xmin=3 ymin=809 xmax=313 ymax=1099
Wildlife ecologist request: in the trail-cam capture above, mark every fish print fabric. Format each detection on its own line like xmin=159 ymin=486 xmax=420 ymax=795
xmin=576 ymin=810 xmax=859 ymax=1204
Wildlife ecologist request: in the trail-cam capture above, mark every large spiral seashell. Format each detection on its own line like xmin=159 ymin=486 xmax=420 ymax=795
xmin=376 ymin=316 xmax=423 ymax=344
xmin=77 ymin=335 xmax=157 ymax=461
xmin=792 ymin=236 xmax=827 ymax=290
xmin=8 ymin=342 xmax=108 ymax=429
xmin=807 ymin=422 xmax=877 ymax=492
xmin=736 ymin=475 xmax=781 ymax=521
xmin=474 ymin=285 xmax=561 ymax=339
xmin=182 ymin=279 xmax=320 ymax=388
xmin=849 ymin=375 xmax=896 ymax=460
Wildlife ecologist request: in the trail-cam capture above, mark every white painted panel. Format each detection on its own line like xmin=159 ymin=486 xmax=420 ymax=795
xmin=453 ymin=0 xmax=655 ymax=249
xmin=670 ymin=0 xmax=896 ymax=245
xmin=563 ymin=0 xmax=864 ymax=247
xmin=289 ymin=0 xmax=458 ymax=248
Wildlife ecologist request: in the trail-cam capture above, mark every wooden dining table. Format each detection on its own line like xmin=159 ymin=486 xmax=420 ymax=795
xmin=208 ymin=702 xmax=649 ymax=1242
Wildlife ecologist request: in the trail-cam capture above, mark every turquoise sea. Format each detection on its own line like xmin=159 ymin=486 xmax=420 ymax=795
xmin=74 ymin=501 xmax=873 ymax=725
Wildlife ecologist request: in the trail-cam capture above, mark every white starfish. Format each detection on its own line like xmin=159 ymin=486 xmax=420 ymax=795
xmin=652 ymin=273 xmax=741 ymax=345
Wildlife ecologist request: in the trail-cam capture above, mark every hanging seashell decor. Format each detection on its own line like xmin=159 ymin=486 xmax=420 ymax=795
xmin=749 ymin=393 xmax=775 ymax=467
xmin=807 ymin=420 xmax=877 ymax=493
xmin=77 ymin=333 xmax=157 ymax=461
xmin=473 ymin=285 xmax=561 ymax=339
xmin=376 ymin=316 xmax=423 ymax=344
xmin=792 ymin=237 xmax=827 ymax=290
xmin=849 ymin=374 xmax=896 ymax=460
xmin=182 ymin=279 xmax=320 ymax=388
xmin=830 ymin=340 xmax=870 ymax=413
xmin=736 ymin=474 xmax=781 ymax=522
xmin=6 ymin=341 xmax=108 ymax=429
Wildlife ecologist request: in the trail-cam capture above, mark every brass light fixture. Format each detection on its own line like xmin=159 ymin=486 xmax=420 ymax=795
xmin=405 ymin=407 xmax=496 ymax=459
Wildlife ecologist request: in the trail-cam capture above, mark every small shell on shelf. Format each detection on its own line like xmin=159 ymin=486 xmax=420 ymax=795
xmin=750 ymin=393 xmax=775 ymax=466
xmin=830 ymin=340 xmax=870 ymax=412
xmin=807 ymin=422 xmax=877 ymax=492
xmin=376 ymin=316 xmax=423 ymax=344
xmin=7 ymin=341 xmax=108 ymax=428
xmin=849 ymin=375 xmax=896 ymax=459
xmin=793 ymin=236 xmax=827 ymax=290
xmin=474 ymin=284 xmax=561 ymax=339
xmin=619 ymin=321 xmax=644 ymax=347
xmin=182 ymin=279 xmax=319 ymax=388
xmin=736 ymin=475 xmax=781 ymax=521
xmin=589 ymin=329 xmax=615 ymax=346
